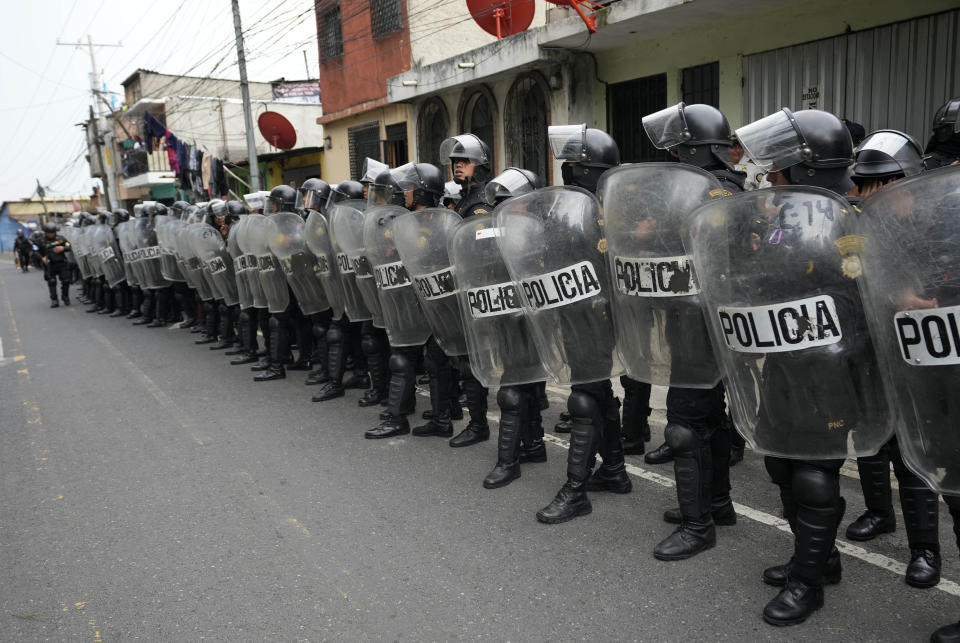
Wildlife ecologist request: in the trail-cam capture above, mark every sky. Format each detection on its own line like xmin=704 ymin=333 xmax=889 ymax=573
xmin=0 ymin=0 xmax=319 ymax=201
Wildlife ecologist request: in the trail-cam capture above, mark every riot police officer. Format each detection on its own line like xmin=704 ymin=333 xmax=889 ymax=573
xmin=14 ymin=229 xmax=31 ymax=273
xmin=169 ymin=201 xmax=198 ymax=328
xmin=438 ymin=133 xmax=495 ymax=447
xmin=923 ymin=97 xmax=960 ymax=171
xmin=735 ymin=108 xmax=861 ymax=625
xmin=38 ymin=222 xmax=71 ymax=307
xmin=639 ymin=103 xmax=742 ymax=559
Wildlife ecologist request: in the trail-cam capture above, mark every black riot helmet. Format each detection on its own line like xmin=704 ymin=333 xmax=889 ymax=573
xmin=852 ymin=129 xmax=924 ymax=185
xmin=114 ymin=208 xmax=130 ymax=223
xmin=96 ymin=210 xmax=110 ymax=225
xmin=484 ymin=167 xmax=543 ymax=204
xmin=170 ymin=200 xmax=191 ymax=218
xmin=736 ymin=108 xmax=853 ymax=189
xmin=140 ymin=201 xmax=167 ymax=218
xmin=79 ymin=212 xmax=97 ymax=226
xmin=297 ymin=178 xmax=331 ymax=212
xmin=931 ymin=97 xmax=960 ymax=145
xmin=216 ymin=200 xmax=244 ymax=227
xmin=43 ymin=222 xmax=58 ymax=234
xmin=440 ymin=133 xmax=493 ymax=184
xmin=367 ymin=169 xmax=406 ymax=208
xmin=327 ymin=180 xmax=364 ymax=207
xmin=393 ymin=162 xmax=444 ymax=209
xmin=642 ymin=102 xmax=734 ymax=170
xmin=225 ymin=200 xmax=246 ymax=217
xmin=549 ymin=124 xmax=620 ymax=193
xmin=267 ymin=184 xmax=298 ymax=213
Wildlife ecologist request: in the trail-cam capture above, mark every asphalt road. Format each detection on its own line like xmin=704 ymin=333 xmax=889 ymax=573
xmin=1 ymin=263 xmax=958 ymax=642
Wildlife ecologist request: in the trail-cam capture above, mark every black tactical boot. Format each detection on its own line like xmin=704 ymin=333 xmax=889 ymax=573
xmin=536 ymin=392 xmax=596 ymax=524
xmin=762 ymin=548 xmax=842 ymax=587
xmin=587 ymin=399 xmax=632 ymax=494
xmin=519 ymin=396 xmax=547 ymax=464
xmin=554 ymin=410 xmax=572 ymax=434
xmin=413 ymin=377 xmax=454 ymax=437
xmin=483 ymin=388 xmax=525 ymax=489
xmin=762 ymin=579 xmax=824 ymax=627
xmin=358 ymin=350 xmax=388 ymax=407
xmin=364 ymin=414 xmax=410 ymax=439
xmin=895 ymin=447 xmax=942 ymax=588
xmin=653 ymin=423 xmax=715 ymax=561
xmin=846 ymin=452 xmax=896 ymax=541
xmin=644 ymin=442 xmax=674 ymax=465
xmin=450 ymin=376 xmax=489 ymax=447
xmin=931 ymin=621 xmax=960 ymax=643
xmin=254 ymin=315 xmax=287 ymax=382
xmin=313 ymin=324 xmax=346 ymax=401
xmin=449 ymin=421 xmax=489 ymax=448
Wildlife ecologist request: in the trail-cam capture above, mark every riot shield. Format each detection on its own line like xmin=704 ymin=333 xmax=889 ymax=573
xmin=855 ymin=166 xmax=960 ymax=493
xmin=73 ymin=227 xmax=93 ymax=279
xmin=189 ymin=223 xmax=239 ymax=306
xmin=363 ymin=205 xmax=431 ymax=347
xmin=178 ymin=224 xmax=214 ymax=301
xmin=495 ymin=187 xmax=623 ymax=385
xmin=598 ymin=163 xmax=724 ymax=388
xmin=328 ymin=200 xmax=373 ymax=322
xmin=244 ymin=214 xmax=290 ymax=313
xmin=132 ymin=217 xmax=167 ymax=290
xmin=333 ymin=202 xmax=384 ymax=326
xmin=227 ymin=218 xmax=254 ymax=309
xmin=305 ymin=210 xmax=346 ymax=319
xmin=90 ymin=224 xmax=125 ymax=287
xmin=449 ymin=214 xmax=547 ymax=387
xmin=268 ymin=212 xmax=330 ymax=315
xmin=393 ymin=207 xmax=468 ymax=356
xmin=117 ymin=221 xmax=144 ymax=287
xmin=686 ymin=186 xmax=892 ymax=460
xmin=86 ymin=225 xmax=106 ymax=278
xmin=154 ymin=214 xmax=186 ymax=282
xmin=166 ymin=219 xmax=197 ymax=290
xmin=233 ymin=215 xmax=268 ymax=309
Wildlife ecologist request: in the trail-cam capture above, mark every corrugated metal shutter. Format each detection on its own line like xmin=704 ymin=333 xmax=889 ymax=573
xmin=742 ymin=9 xmax=960 ymax=143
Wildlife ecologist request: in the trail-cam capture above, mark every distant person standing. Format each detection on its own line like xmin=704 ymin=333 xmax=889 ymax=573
xmin=14 ymin=230 xmax=31 ymax=272
xmin=37 ymin=222 xmax=71 ymax=307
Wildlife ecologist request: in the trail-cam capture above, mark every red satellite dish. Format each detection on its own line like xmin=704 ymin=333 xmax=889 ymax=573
xmin=467 ymin=0 xmax=535 ymax=40
xmin=258 ymin=111 xmax=297 ymax=151
xmin=544 ymin=0 xmax=606 ymax=34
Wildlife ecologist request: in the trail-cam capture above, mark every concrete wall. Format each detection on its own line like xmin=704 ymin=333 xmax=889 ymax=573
xmin=265 ymin=150 xmax=325 ymax=189
xmin=321 ymin=103 xmax=413 ymax=182
xmin=407 ymin=0 xmax=546 ymax=67
xmin=593 ymin=0 xmax=959 ymax=129
xmin=125 ymin=71 xmax=273 ymax=105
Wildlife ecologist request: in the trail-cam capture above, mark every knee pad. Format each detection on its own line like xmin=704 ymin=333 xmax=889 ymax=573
xmin=764 ymin=456 xmax=793 ymax=487
xmin=497 ymin=387 xmax=524 ymax=412
xmin=567 ymin=390 xmax=599 ymax=420
xmin=312 ymin=321 xmax=327 ymax=341
xmin=793 ymin=464 xmax=840 ymax=509
xmin=389 ymin=352 xmax=412 ymax=374
xmin=326 ymin=324 xmax=343 ymax=344
xmin=361 ymin=334 xmax=380 ymax=356
xmin=664 ymin=422 xmax=700 ymax=452
xmin=268 ymin=315 xmax=282 ymax=333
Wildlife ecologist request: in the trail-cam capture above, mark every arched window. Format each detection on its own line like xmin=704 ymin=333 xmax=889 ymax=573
xmin=458 ymin=86 xmax=497 ymax=171
xmin=504 ymin=73 xmax=550 ymax=183
xmin=416 ymin=98 xmax=449 ymax=167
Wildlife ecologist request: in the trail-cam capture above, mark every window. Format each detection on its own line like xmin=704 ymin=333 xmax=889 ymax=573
xmin=682 ymin=61 xmax=720 ymax=108
xmin=320 ymin=6 xmax=343 ymax=62
xmin=384 ymin=122 xmax=408 ymax=167
xmin=459 ymin=87 xmax=496 ymax=171
xmin=371 ymin=0 xmax=403 ymax=39
xmin=348 ymin=122 xmax=381 ymax=180
xmin=416 ymin=98 xmax=449 ymax=167
xmin=504 ymin=74 xmax=550 ymax=183
xmin=608 ymin=73 xmax=668 ymax=163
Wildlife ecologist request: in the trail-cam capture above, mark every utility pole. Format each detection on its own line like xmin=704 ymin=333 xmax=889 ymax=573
xmin=57 ymin=36 xmax=121 ymax=208
xmin=35 ymin=179 xmax=49 ymax=225
xmin=303 ymin=50 xmax=311 ymax=79
xmin=231 ymin=0 xmax=261 ymax=191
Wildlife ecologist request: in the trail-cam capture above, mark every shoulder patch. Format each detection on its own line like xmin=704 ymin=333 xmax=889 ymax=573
xmin=709 ymin=188 xmax=732 ymax=198
xmin=474 ymin=208 xmax=488 ymax=215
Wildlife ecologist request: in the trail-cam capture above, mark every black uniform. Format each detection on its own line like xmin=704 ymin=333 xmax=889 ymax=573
xmin=14 ymin=233 xmax=31 ymax=272
xmin=38 ymin=233 xmax=71 ymax=304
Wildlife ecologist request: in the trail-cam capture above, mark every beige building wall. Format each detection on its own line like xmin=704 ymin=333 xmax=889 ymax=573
xmin=322 ymin=103 xmax=414 ymax=182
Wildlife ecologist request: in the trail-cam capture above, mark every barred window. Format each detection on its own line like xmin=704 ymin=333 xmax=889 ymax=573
xmin=371 ymin=0 xmax=403 ymax=39
xmin=320 ymin=6 xmax=343 ymax=62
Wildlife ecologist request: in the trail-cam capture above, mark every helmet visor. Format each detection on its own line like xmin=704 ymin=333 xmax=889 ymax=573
xmin=367 ymin=183 xmax=396 ymax=208
xmin=440 ymin=134 xmax=488 ymax=166
xmin=641 ymin=103 xmax=690 ymax=149
xmin=243 ymin=192 xmax=268 ymax=213
xmin=484 ymin=168 xmax=536 ymax=204
xmin=735 ymin=109 xmax=810 ymax=173
xmin=208 ymin=200 xmax=226 ymax=217
xmin=548 ymin=124 xmax=587 ymax=161
xmin=360 ymin=158 xmax=388 ymax=184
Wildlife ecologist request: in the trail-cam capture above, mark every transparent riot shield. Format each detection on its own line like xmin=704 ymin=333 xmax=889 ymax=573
xmin=334 ymin=202 xmax=384 ymax=326
xmin=855 ymin=166 xmax=960 ymax=494
xmin=363 ymin=205 xmax=431 ymax=347
xmin=245 ymin=214 xmax=290 ymax=313
xmin=495 ymin=187 xmax=623 ymax=385
xmin=189 ymin=223 xmax=239 ymax=306
xmin=72 ymin=227 xmax=92 ymax=279
xmin=117 ymin=221 xmax=144 ymax=287
xmin=598 ymin=163 xmax=724 ymax=388
xmin=449 ymin=214 xmax=547 ymax=388
xmin=178 ymin=224 xmax=214 ymax=301
xmin=133 ymin=217 xmax=167 ymax=290
xmin=154 ymin=214 xmax=186 ymax=282
xmin=233 ymin=215 xmax=268 ymax=309
xmin=393 ymin=207 xmax=467 ymax=356
xmin=268 ymin=212 xmax=330 ymax=316
xmin=166 ymin=219 xmax=197 ymax=290
xmin=686 ymin=186 xmax=893 ymax=460
xmin=305 ymin=210 xmax=346 ymax=319
xmin=328 ymin=200 xmax=373 ymax=322
xmin=227 ymin=218 xmax=254 ymax=309
xmin=91 ymin=224 xmax=125 ymax=287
